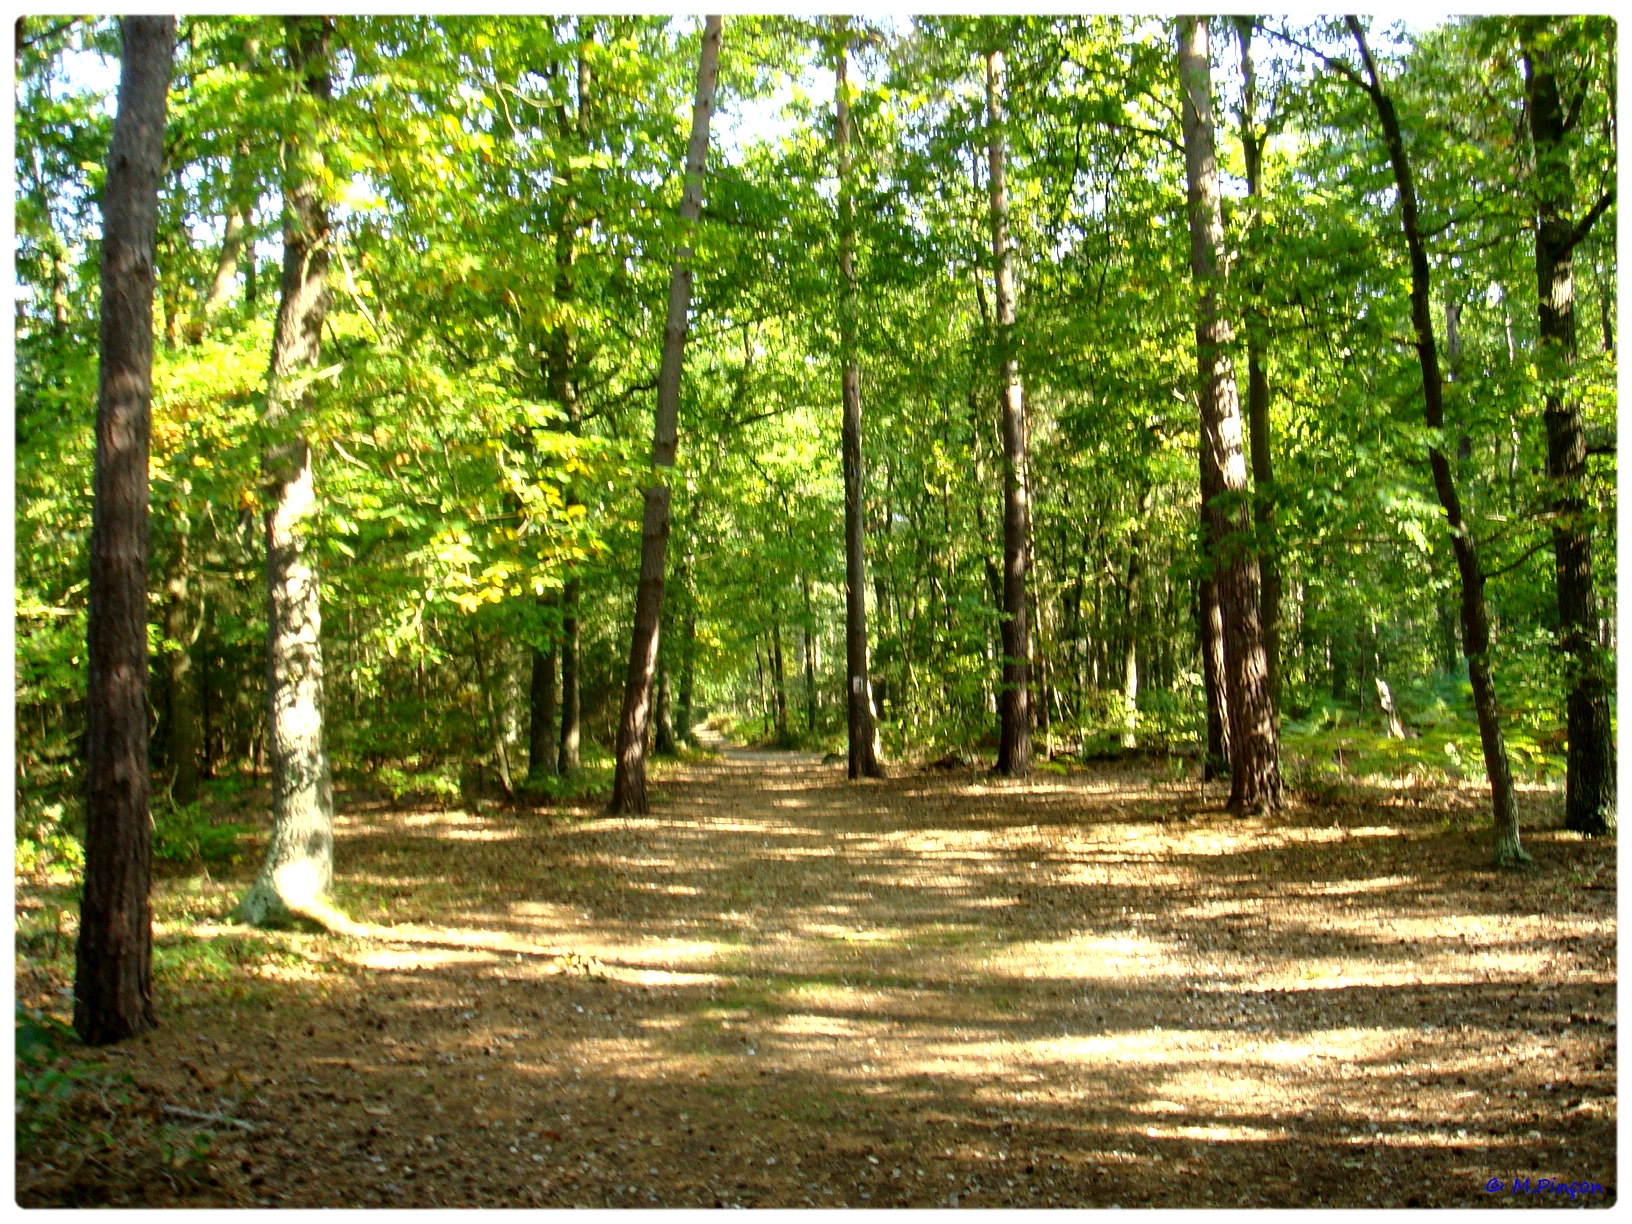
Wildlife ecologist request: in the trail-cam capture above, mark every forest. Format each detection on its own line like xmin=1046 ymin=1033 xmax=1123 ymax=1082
xmin=14 ymin=13 xmax=1618 ymax=1209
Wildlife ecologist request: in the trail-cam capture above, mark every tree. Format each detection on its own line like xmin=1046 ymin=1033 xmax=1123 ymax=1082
xmin=74 ymin=13 xmax=174 ymax=1046
xmin=986 ymin=42 xmax=1033 ymax=778
xmin=1178 ymin=15 xmax=1281 ymax=813
xmin=238 ymin=16 xmax=345 ymax=925
xmin=1346 ymin=16 xmax=1526 ymax=865
xmin=835 ymin=19 xmax=885 ymax=779
xmin=1520 ymin=18 xmax=1616 ymax=837
xmin=609 ymin=15 xmax=723 ymax=815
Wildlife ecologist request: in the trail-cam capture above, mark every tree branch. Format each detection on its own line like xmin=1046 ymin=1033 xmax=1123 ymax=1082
xmin=1569 ymin=184 xmax=1615 ymax=250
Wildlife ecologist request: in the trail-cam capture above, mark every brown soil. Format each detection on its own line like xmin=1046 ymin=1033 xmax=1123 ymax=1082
xmin=15 ymin=747 xmax=1617 ymax=1208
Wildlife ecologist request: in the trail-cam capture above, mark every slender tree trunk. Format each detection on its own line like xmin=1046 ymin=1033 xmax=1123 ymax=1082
xmin=771 ymin=619 xmax=789 ymax=740
xmin=527 ymin=596 xmax=558 ymax=785
xmin=677 ymin=599 xmax=697 ymax=745
xmin=609 ymin=15 xmax=721 ymax=814
xmin=655 ymin=642 xmax=677 ymax=755
xmin=1236 ymin=20 xmax=1282 ymax=713
xmin=1199 ymin=575 xmax=1231 ymax=780
xmin=557 ymin=576 xmax=581 ymax=774
xmin=802 ymin=575 xmax=818 ymax=733
xmin=471 ymin=631 xmax=514 ymax=799
xmin=238 ymin=17 xmax=344 ymax=926
xmin=160 ymin=527 xmax=200 ymax=806
xmin=1349 ymin=18 xmax=1525 ymax=865
xmin=1120 ymin=489 xmax=1151 ymax=750
xmin=1179 ymin=15 xmax=1280 ymax=813
xmin=835 ymin=23 xmax=884 ymax=780
xmin=75 ymin=14 xmax=173 ymax=1047
xmin=986 ymin=46 xmax=1033 ymax=778
xmin=1522 ymin=24 xmax=1615 ymax=837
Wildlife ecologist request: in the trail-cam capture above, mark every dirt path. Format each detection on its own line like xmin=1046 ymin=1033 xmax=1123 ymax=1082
xmin=16 ymin=748 xmax=1617 ymax=1207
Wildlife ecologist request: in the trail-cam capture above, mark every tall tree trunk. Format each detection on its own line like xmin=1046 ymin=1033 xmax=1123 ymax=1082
xmin=527 ymin=597 xmax=558 ymax=785
xmin=557 ymin=577 xmax=581 ymax=774
xmin=1235 ymin=20 xmax=1282 ymax=713
xmin=160 ymin=527 xmax=200 ymax=806
xmin=1349 ymin=18 xmax=1525 ymax=865
xmin=835 ymin=22 xmax=884 ymax=780
xmin=238 ymin=16 xmax=344 ymax=926
xmin=471 ymin=630 xmax=514 ymax=800
xmin=609 ymin=15 xmax=721 ymax=814
xmin=1120 ymin=489 xmax=1151 ymax=750
xmin=802 ymin=575 xmax=818 ymax=733
xmin=677 ymin=598 xmax=697 ymax=745
xmin=1179 ymin=15 xmax=1280 ymax=813
xmin=655 ymin=640 xmax=678 ymax=756
xmin=1522 ymin=23 xmax=1616 ymax=837
xmin=986 ymin=45 xmax=1033 ymax=778
xmin=771 ymin=618 xmax=789 ymax=740
xmin=75 ymin=14 xmax=172 ymax=1047
xmin=1199 ymin=575 xmax=1231 ymax=780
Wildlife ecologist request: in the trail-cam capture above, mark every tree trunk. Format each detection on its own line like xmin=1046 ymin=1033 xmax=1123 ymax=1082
xmin=609 ymin=15 xmax=721 ymax=814
xmin=1349 ymin=18 xmax=1525 ymax=865
xmin=1119 ymin=489 xmax=1150 ymax=750
xmin=986 ymin=46 xmax=1033 ymax=778
xmin=527 ymin=598 xmax=558 ymax=785
xmin=771 ymin=618 xmax=789 ymax=741
xmin=238 ymin=17 xmax=344 ymax=927
xmin=471 ymin=630 xmax=514 ymax=800
xmin=655 ymin=642 xmax=677 ymax=756
xmin=1179 ymin=15 xmax=1280 ymax=813
xmin=677 ymin=600 xmax=697 ymax=745
xmin=1522 ymin=24 xmax=1615 ymax=837
xmin=1235 ymin=20 xmax=1281 ymax=713
xmin=160 ymin=527 xmax=200 ymax=806
xmin=835 ymin=23 xmax=884 ymax=780
xmin=1199 ymin=575 xmax=1231 ymax=781
xmin=557 ymin=576 xmax=581 ymax=774
xmin=802 ymin=575 xmax=818 ymax=733
xmin=75 ymin=14 xmax=172 ymax=1047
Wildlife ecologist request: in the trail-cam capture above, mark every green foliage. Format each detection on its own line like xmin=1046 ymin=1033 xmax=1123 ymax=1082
xmin=152 ymin=802 xmax=250 ymax=867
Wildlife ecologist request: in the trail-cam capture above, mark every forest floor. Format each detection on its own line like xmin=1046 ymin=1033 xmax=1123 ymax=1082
xmin=14 ymin=741 xmax=1617 ymax=1208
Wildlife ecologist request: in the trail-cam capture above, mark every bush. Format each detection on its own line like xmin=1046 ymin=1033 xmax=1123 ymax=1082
xmin=153 ymin=801 xmax=249 ymax=866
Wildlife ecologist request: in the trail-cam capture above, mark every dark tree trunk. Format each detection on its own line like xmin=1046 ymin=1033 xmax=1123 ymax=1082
xmin=609 ymin=15 xmax=721 ymax=814
xmin=557 ymin=577 xmax=581 ymax=774
xmin=1180 ymin=16 xmax=1281 ymax=813
xmin=802 ymin=576 xmax=818 ymax=733
xmin=527 ymin=600 xmax=558 ymax=786
xmin=160 ymin=527 xmax=199 ymax=806
xmin=1522 ymin=24 xmax=1616 ymax=837
xmin=835 ymin=24 xmax=884 ymax=780
xmin=677 ymin=599 xmax=697 ymax=745
xmin=1350 ymin=18 xmax=1525 ymax=865
xmin=655 ymin=642 xmax=677 ymax=756
xmin=75 ymin=13 xmax=173 ymax=1047
xmin=1235 ymin=20 xmax=1282 ymax=713
xmin=987 ymin=46 xmax=1033 ymax=778
xmin=771 ymin=619 xmax=789 ymax=740
xmin=238 ymin=17 xmax=342 ymax=926
xmin=1199 ymin=576 xmax=1231 ymax=781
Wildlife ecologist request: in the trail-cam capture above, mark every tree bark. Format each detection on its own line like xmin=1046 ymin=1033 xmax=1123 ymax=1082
xmin=1199 ymin=574 xmax=1231 ymax=780
xmin=199 ymin=141 xmax=255 ymax=328
xmin=1521 ymin=23 xmax=1615 ymax=837
xmin=1235 ymin=20 xmax=1282 ymax=713
xmin=655 ymin=642 xmax=677 ymax=756
xmin=771 ymin=618 xmax=789 ymax=741
xmin=1180 ymin=16 xmax=1281 ymax=813
xmin=609 ymin=15 xmax=721 ymax=814
xmin=986 ymin=45 xmax=1033 ymax=778
xmin=802 ymin=575 xmax=818 ymax=733
xmin=527 ymin=632 xmax=558 ymax=785
xmin=835 ymin=22 xmax=884 ymax=780
xmin=75 ymin=13 xmax=173 ymax=1047
xmin=238 ymin=17 xmax=344 ymax=926
xmin=1349 ymin=17 xmax=1525 ymax=865
xmin=557 ymin=576 xmax=581 ymax=774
